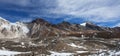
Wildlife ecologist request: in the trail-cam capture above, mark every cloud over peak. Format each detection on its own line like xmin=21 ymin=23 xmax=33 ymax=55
xmin=0 ymin=0 xmax=120 ymax=27
xmin=53 ymin=0 xmax=120 ymax=22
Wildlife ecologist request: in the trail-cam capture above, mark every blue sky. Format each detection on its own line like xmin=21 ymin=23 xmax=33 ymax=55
xmin=0 ymin=0 xmax=120 ymax=27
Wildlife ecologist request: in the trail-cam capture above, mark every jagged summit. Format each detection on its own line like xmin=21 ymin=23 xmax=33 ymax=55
xmin=57 ymin=21 xmax=71 ymax=26
xmin=80 ymin=22 xmax=87 ymax=26
xmin=31 ymin=18 xmax=49 ymax=24
xmin=80 ymin=21 xmax=96 ymax=26
xmin=59 ymin=21 xmax=71 ymax=24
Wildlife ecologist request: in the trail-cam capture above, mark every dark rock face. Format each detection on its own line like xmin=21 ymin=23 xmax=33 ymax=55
xmin=112 ymin=27 xmax=120 ymax=32
xmin=85 ymin=22 xmax=104 ymax=31
xmin=31 ymin=18 xmax=48 ymax=24
xmin=27 ymin=19 xmax=66 ymax=38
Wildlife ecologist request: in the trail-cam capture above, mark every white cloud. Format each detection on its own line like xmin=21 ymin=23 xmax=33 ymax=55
xmin=114 ymin=23 xmax=120 ymax=27
xmin=52 ymin=0 xmax=120 ymax=22
xmin=0 ymin=0 xmax=120 ymax=27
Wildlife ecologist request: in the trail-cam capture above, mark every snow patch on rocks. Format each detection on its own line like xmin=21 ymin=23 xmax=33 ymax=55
xmin=49 ymin=51 xmax=74 ymax=56
xmin=68 ymin=43 xmax=87 ymax=49
xmin=80 ymin=22 xmax=87 ymax=26
xmin=0 ymin=50 xmax=30 ymax=56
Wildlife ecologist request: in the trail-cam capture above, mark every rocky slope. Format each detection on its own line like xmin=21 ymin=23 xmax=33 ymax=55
xmin=0 ymin=17 xmax=120 ymax=56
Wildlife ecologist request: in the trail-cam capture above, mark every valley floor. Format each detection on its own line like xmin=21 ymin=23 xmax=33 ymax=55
xmin=0 ymin=37 xmax=120 ymax=56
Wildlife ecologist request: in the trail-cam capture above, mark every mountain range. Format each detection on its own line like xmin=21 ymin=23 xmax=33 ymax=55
xmin=0 ymin=17 xmax=120 ymax=39
xmin=0 ymin=17 xmax=120 ymax=56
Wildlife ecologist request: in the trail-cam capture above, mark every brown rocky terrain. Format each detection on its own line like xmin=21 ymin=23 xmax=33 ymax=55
xmin=27 ymin=18 xmax=120 ymax=39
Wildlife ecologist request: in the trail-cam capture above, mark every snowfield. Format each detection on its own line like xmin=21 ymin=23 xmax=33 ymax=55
xmin=0 ymin=50 xmax=30 ymax=56
xmin=49 ymin=51 xmax=74 ymax=56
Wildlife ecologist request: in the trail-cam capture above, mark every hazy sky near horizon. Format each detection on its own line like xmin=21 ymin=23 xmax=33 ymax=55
xmin=0 ymin=0 xmax=120 ymax=27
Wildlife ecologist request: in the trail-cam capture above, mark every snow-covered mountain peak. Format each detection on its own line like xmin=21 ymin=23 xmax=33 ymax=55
xmin=80 ymin=22 xmax=87 ymax=26
xmin=0 ymin=17 xmax=29 ymax=39
xmin=0 ymin=17 xmax=10 ymax=25
xmin=0 ymin=17 xmax=8 ymax=21
xmin=13 ymin=22 xmax=29 ymax=33
xmin=80 ymin=22 xmax=95 ymax=26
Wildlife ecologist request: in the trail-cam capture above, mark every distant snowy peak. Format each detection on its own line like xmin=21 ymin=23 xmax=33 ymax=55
xmin=80 ymin=22 xmax=96 ymax=26
xmin=80 ymin=22 xmax=87 ymax=26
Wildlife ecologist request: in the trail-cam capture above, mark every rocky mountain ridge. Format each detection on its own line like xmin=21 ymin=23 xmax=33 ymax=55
xmin=0 ymin=17 xmax=120 ymax=39
xmin=27 ymin=18 xmax=120 ymax=39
